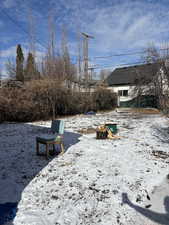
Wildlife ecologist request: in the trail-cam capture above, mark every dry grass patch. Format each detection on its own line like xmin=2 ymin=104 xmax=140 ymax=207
xmin=131 ymin=108 xmax=160 ymax=114
xmin=77 ymin=127 xmax=96 ymax=134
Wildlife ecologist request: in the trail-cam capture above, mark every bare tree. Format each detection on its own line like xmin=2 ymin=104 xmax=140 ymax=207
xmin=5 ymin=58 xmax=16 ymax=79
xmin=33 ymin=79 xmax=59 ymax=119
xmin=100 ymin=69 xmax=111 ymax=81
xmin=61 ymin=25 xmax=76 ymax=90
xmin=28 ymin=8 xmax=36 ymax=57
xmin=142 ymin=43 xmax=160 ymax=63
xmin=134 ymin=43 xmax=168 ymax=109
xmin=44 ymin=12 xmax=56 ymax=78
xmin=77 ymin=31 xmax=82 ymax=81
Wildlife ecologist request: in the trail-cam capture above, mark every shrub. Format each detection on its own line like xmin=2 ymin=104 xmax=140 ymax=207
xmin=92 ymin=88 xmax=117 ymax=111
xmin=0 ymin=80 xmax=117 ymax=122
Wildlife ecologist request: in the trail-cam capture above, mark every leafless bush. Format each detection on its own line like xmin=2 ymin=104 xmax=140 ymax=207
xmin=0 ymin=87 xmax=36 ymax=122
xmin=92 ymin=88 xmax=117 ymax=111
xmin=0 ymin=81 xmax=117 ymax=123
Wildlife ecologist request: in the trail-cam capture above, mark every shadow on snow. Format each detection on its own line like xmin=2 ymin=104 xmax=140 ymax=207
xmin=122 ymin=193 xmax=169 ymax=225
xmin=0 ymin=122 xmax=81 ymax=225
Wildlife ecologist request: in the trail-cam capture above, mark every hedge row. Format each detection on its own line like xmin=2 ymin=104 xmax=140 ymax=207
xmin=0 ymin=80 xmax=117 ymax=122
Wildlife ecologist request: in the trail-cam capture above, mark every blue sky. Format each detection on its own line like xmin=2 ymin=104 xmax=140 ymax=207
xmin=1 ymin=0 xmax=169 ymax=77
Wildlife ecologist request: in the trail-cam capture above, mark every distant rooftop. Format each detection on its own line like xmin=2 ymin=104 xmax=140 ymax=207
xmin=106 ymin=63 xmax=159 ymax=86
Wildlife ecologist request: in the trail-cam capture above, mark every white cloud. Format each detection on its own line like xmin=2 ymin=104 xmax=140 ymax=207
xmin=79 ymin=1 xmax=169 ymax=57
xmin=46 ymin=0 xmax=169 ymax=59
xmin=1 ymin=43 xmax=45 ymax=58
xmin=1 ymin=0 xmax=169 ymax=70
xmin=1 ymin=46 xmax=16 ymax=58
xmin=3 ymin=0 xmax=16 ymax=8
xmin=0 ymin=43 xmax=46 ymax=75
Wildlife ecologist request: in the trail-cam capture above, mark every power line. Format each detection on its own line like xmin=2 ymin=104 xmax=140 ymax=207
xmin=0 ymin=8 xmax=78 ymax=62
xmin=94 ymin=51 xmax=146 ymax=59
xmin=94 ymin=61 xmax=146 ymax=70
xmin=93 ymin=48 xmax=169 ymax=59
xmin=93 ymin=60 xmax=145 ymax=67
xmin=2 ymin=7 xmax=169 ymax=67
xmin=0 ymin=8 xmax=47 ymax=50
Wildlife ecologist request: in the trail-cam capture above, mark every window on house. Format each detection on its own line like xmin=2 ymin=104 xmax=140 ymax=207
xmin=118 ymin=90 xmax=128 ymax=96
xmin=123 ymin=90 xmax=128 ymax=96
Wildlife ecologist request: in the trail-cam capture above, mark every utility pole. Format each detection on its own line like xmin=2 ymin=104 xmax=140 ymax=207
xmin=88 ymin=66 xmax=97 ymax=80
xmin=77 ymin=31 xmax=82 ymax=81
xmin=81 ymin=32 xmax=94 ymax=90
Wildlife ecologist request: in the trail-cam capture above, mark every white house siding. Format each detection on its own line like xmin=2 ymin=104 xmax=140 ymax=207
xmin=107 ymin=85 xmax=136 ymax=106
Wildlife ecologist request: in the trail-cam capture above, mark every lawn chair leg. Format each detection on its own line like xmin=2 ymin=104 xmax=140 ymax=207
xmin=60 ymin=143 xmax=64 ymax=155
xmin=36 ymin=141 xmax=40 ymax=155
xmin=46 ymin=143 xmax=49 ymax=159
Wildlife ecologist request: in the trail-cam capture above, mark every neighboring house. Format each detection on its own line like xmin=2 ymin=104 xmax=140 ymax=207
xmin=105 ymin=63 xmax=159 ymax=107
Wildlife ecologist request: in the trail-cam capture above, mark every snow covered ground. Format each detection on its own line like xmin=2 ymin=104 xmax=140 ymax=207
xmin=1 ymin=110 xmax=169 ymax=225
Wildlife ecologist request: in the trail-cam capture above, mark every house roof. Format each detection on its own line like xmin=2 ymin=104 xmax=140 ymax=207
xmin=73 ymin=79 xmax=100 ymax=87
xmin=106 ymin=63 xmax=159 ymax=86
